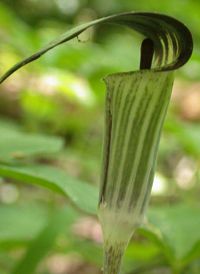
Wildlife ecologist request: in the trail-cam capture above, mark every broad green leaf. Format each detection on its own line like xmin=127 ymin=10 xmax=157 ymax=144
xmin=0 ymin=164 xmax=98 ymax=214
xmin=122 ymin=242 xmax=160 ymax=273
xmin=138 ymin=224 xmax=174 ymax=262
xmin=0 ymin=118 xmax=64 ymax=164
xmin=0 ymin=133 xmax=64 ymax=164
xmin=0 ymin=204 xmax=49 ymax=246
xmin=0 ymin=12 xmax=193 ymax=84
xmin=12 ymin=205 xmax=79 ymax=274
xmin=142 ymin=204 xmax=200 ymax=262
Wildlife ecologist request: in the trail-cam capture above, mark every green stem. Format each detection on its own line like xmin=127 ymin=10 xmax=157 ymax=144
xmin=103 ymin=240 xmax=127 ymax=274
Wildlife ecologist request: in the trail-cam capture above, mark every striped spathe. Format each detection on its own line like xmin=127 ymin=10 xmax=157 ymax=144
xmin=98 ymin=69 xmax=174 ymax=274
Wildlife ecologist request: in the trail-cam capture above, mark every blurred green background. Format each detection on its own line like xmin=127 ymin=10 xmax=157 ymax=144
xmin=0 ymin=0 xmax=200 ymax=274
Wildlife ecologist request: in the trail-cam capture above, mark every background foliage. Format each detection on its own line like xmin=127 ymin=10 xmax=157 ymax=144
xmin=0 ymin=0 xmax=200 ymax=273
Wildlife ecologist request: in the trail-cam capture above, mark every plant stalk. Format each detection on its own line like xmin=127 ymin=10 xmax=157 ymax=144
xmin=103 ymin=239 xmax=128 ymax=274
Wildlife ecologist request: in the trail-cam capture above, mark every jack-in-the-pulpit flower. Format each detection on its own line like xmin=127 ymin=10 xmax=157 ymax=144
xmin=98 ymin=70 xmax=174 ymax=274
xmin=0 ymin=12 xmax=193 ymax=274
